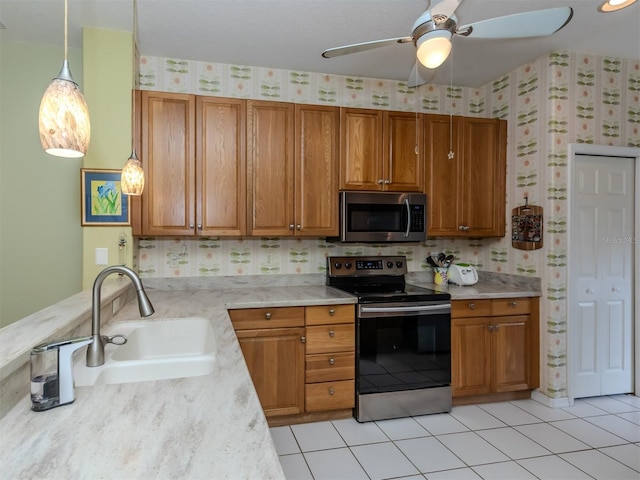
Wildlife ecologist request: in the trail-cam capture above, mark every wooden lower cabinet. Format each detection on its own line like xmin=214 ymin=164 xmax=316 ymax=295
xmin=230 ymin=304 xmax=355 ymax=424
xmin=451 ymin=297 xmax=539 ymax=403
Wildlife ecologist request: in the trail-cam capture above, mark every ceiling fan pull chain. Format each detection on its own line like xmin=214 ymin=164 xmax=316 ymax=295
xmin=448 ymin=49 xmax=455 ymax=161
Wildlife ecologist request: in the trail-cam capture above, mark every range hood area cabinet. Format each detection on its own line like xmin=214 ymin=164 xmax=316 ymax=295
xmin=131 ymin=91 xmax=247 ymax=236
xmin=247 ymin=101 xmax=339 ymax=237
xmin=425 ymin=114 xmax=507 ymax=237
xmin=340 ymin=108 xmax=424 ymax=192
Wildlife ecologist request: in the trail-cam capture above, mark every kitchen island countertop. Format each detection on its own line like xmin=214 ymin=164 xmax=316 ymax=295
xmin=0 ymin=284 xmax=355 ymax=480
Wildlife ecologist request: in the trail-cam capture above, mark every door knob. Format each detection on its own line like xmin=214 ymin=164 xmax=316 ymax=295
xmin=586 ymin=288 xmax=594 ymax=295
xmin=611 ymin=286 xmax=620 ymax=292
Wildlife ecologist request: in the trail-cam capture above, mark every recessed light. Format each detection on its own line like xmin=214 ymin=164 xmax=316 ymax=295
xmin=598 ymin=0 xmax=638 ymax=12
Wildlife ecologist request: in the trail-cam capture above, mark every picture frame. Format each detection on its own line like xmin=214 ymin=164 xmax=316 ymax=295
xmin=81 ymin=168 xmax=130 ymax=226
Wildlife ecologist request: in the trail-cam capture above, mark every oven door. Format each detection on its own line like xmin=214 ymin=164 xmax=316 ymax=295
xmin=357 ymin=302 xmax=451 ymax=396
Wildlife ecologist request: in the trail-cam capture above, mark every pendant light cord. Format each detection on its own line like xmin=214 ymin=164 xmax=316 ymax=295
xmin=131 ymin=0 xmax=138 ymax=149
xmin=64 ymin=0 xmax=68 ymax=62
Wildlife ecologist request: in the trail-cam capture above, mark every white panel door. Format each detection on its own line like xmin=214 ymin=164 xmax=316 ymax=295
xmin=571 ymin=154 xmax=634 ymax=398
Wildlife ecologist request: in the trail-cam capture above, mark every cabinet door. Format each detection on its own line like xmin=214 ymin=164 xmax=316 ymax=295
xmin=451 ymin=317 xmax=491 ymax=397
xmin=383 ymin=111 xmax=424 ymax=192
xmin=197 ymin=97 xmax=246 ymax=236
xmin=461 ymin=117 xmax=506 ymax=237
xmin=247 ymin=101 xmax=295 ymax=236
xmin=295 ymin=105 xmax=339 ymax=236
xmin=492 ymin=315 xmax=531 ymax=392
xmin=236 ymin=327 xmax=305 ymax=417
xmin=340 ymin=108 xmax=383 ymax=190
xmin=141 ymin=91 xmax=196 ymax=235
xmin=424 ymin=114 xmax=463 ymax=236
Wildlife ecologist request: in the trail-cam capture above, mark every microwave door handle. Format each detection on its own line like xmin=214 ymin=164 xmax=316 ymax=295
xmin=403 ymin=198 xmax=411 ymax=238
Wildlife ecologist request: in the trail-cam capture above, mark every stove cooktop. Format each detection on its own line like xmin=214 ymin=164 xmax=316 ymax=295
xmin=326 ymin=255 xmax=451 ymax=303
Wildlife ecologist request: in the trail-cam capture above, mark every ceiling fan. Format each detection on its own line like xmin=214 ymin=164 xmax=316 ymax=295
xmin=322 ymin=0 xmax=573 ymax=87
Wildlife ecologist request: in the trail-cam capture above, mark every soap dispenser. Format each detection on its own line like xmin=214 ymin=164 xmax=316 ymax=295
xmin=30 ymin=336 xmax=93 ymax=412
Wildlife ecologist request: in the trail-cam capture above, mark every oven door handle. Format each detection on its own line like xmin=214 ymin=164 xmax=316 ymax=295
xmin=360 ymin=304 xmax=451 ymax=316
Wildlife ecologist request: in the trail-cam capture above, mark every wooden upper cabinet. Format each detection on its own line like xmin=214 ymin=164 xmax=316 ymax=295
xmin=383 ymin=111 xmax=424 ymax=192
xmin=140 ymin=91 xmax=196 ymax=236
xmin=138 ymin=92 xmax=246 ymax=236
xmin=295 ymin=104 xmax=339 ymax=236
xmin=425 ymin=114 xmax=506 ymax=237
xmin=247 ymin=100 xmax=295 ymax=236
xmin=197 ymin=96 xmax=246 ymax=236
xmin=340 ymin=108 xmax=422 ymax=192
xmin=340 ymin=108 xmax=383 ymax=190
xmin=425 ymin=114 xmax=463 ymax=235
xmin=462 ymin=117 xmax=506 ymax=237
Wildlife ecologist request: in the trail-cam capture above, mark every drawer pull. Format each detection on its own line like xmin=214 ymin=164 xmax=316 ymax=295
xmin=329 ymin=357 xmax=335 ymax=365
xmin=329 ymin=330 xmax=335 ymax=337
xmin=510 ymin=302 xmax=517 ymax=307
xmin=329 ymin=308 xmax=335 ymax=316
xmin=300 ymin=336 xmax=306 ymax=343
xmin=265 ymin=312 xmax=272 ymax=320
xmin=328 ymin=387 xmax=335 ymax=395
xmin=468 ymin=303 xmax=476 ymax=310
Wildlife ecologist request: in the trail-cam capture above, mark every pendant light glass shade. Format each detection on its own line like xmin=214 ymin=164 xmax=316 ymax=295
xmin=121 ymin=150 xmax=145 ymax=196
xmin=38 ymin=0 xmax=91 ymax=158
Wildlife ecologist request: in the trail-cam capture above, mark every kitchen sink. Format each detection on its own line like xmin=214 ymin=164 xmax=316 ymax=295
xmin=74 ymin=317 xmax=216 ymax=386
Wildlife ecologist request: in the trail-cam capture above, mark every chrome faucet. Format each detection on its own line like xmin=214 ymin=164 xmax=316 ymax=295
xmin=86 ymin=265 xmax=155 ymax=367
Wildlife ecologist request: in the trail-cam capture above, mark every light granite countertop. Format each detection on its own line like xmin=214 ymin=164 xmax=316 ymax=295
xmin=0 ymin=283 xmax=355 ymax=480
xmin=0 ymin=272 xmax=539 ymax=479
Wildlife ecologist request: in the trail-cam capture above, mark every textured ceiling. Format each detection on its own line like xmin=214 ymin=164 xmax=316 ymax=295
xmin=0 ymin=0 xmax=638 ymax=87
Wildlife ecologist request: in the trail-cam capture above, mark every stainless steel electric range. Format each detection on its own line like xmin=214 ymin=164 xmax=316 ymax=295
xmin=327 ymin=255 xmax=452 ymax=422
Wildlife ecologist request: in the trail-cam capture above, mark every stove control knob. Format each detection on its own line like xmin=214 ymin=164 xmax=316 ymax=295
xmin=396 ymin=261 xmax=403 ymax=268
xmin=345 ymin=262 xmax=352 ymax=269
xmin=386 ymin=261 xmax=393 ymax=268
xmin=334 ymin=262 xmax=342 ymax=269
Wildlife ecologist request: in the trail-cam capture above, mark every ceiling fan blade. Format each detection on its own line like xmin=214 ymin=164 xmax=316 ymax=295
xmin=430 ymin=0 xmax=461 ymax=19
xmin=322 ymin=37 xmax=413 ymax=58
xmin=407 ymin=63 xmax=434 ymax=88
xmin=459 ymin=7 xmax=573 ymax=39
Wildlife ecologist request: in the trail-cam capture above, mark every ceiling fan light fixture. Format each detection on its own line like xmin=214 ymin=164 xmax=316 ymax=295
xmin=598 ymin=0 xmax=637 ymax=12
xmin=416 ymin=30 xmax=453 ymax=69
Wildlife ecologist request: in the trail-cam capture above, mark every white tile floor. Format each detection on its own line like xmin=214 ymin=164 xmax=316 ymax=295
xmin=270 ymin=395 xmax=640 ymax=480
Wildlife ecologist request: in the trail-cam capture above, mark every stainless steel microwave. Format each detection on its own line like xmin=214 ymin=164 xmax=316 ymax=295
xmin=339 ymin=191 xmax=427 ymax=243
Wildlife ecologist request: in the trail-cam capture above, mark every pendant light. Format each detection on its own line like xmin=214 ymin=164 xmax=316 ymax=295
xmin=121 ymin=0 xmax=145 ymax=196
xmin=38 ymin=0 xmax=91 ymax=158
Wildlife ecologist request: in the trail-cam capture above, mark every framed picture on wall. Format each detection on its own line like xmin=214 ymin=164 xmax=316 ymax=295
xmin=81 ymin=169 xmax=130 ymax=226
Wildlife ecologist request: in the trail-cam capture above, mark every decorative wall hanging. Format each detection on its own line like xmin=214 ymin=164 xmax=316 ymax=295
xmin=81 ymin=169 xmax=130 ymax=226
xmin=512 ymin=197 xmax=543 ymax=250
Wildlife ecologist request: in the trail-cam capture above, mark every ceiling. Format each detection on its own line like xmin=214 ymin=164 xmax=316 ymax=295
xmin=0 ymin=0 xmax=638 ymax=87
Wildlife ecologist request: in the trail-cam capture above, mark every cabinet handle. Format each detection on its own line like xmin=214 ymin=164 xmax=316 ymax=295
xmin=329 ymin=330 xmax=335 ymax=337
xmin=265 ymin=312 xmax=272 ymax=320
xmin=328 ymin=308 xmax=335 ymax=316
xmin=586 ymin=288 xmax=594 ymax=295
xmin=189 ymin=223 xmax=194 ymax=229
xmin=377 ymin=179 xmax=384 ymax=184
xmin=328 ymin=387 xmax=335 ymax=395
xmin=197 ymin=223 xmax=203 ymax=230
xmin=296 ymin=224 xmax=301 ymax=230
xmin=289 ymin=224 xmax=295 ymax=230
xmin=384 ymin=179 xmax=391 ymax=184
xmin=329 ymin=357 xmax=335 ymax=365
xmin=468 ymin=303 xmax=476 ymax=310
xmin=488 ymin=325 xmax=500 ymax=331
xmin=510 ymin=302 xmax=517 ymax=307
xmin=612 ymin=286 xmax=620 ymax=292
xmin=300 ymin=336 xmax=306 ymax=343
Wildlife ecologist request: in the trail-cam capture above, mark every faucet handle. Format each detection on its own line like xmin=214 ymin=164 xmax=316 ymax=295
xmin=102 ymin=334 xmax=127 ymax=346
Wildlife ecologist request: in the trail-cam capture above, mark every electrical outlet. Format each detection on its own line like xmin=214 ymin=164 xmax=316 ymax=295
xmin=95 ymin=248 xmax=108 ymax=265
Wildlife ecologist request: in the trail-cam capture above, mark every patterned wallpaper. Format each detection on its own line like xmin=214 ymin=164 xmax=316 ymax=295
xmin=136 ymin=52 xmax=640 ymax=399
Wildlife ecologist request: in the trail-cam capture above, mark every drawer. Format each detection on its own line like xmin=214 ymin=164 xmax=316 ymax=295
xmin=306 ymin=352 xmax=355 ymax=383
xmin=229 ymin=307 xmax=305 ymax=330
xmin=306 ymin=304 xmax=354 ymax=326
xmin=305 ymin=380 xmax=355 ymax=412
xmin=491 ymin=298 xmax=532 ymax=316
xmin=305 ymin=324 xmax=355 ymax=354
xmin=451 ymin=299 xmax=492 ymax=318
